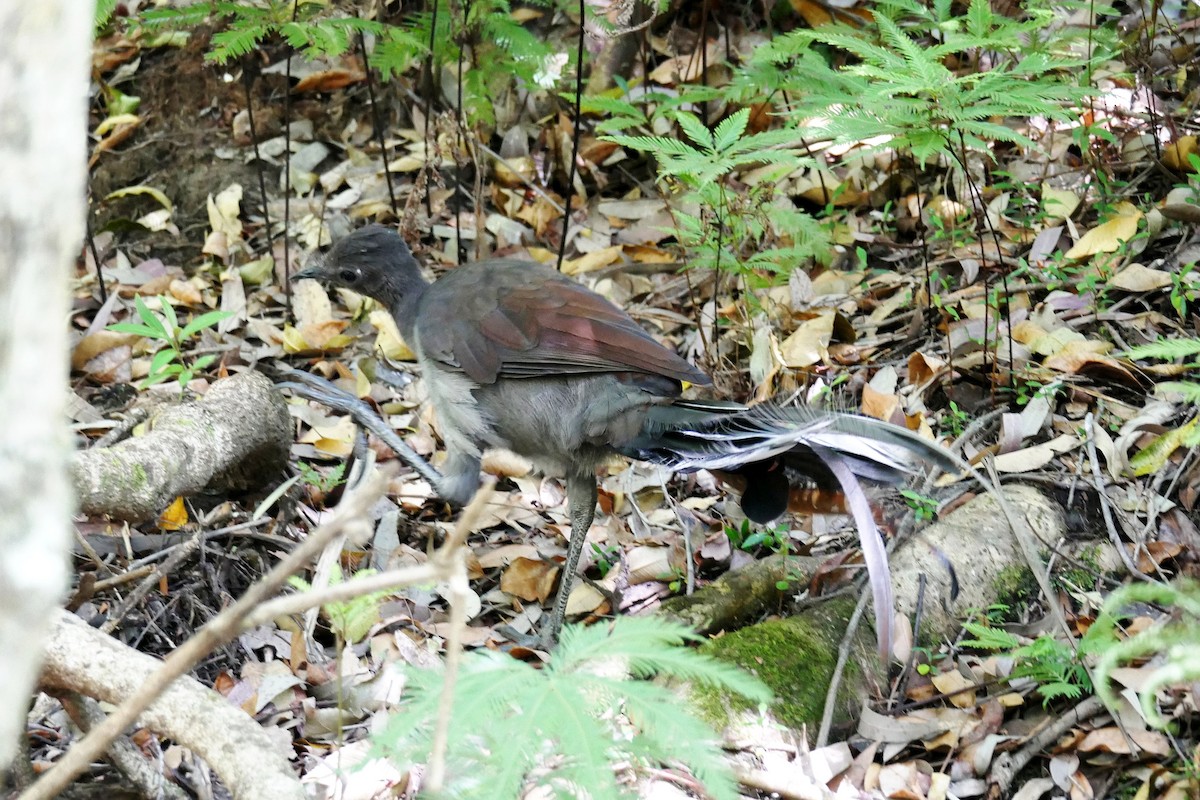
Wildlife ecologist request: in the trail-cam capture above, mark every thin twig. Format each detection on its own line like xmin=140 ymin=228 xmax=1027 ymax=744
xmin=473 ymin=140 xmax=567 ymax=215
xmin=55 ymin=690 xmax=187 ymax=800
xmin=282 ymin=1 xmax=298 ymax=308
xmin=988 ymin=695 xmax=1107 ymax=796
xmin=240 ymin=62 xmax=278 ymax=318
xmin=91 ymin=408 xmax=149 ymax=450
xmin=242 ymin=563 xmax=440 ymax=629
xmin=816 ymin=587 xmax=870 ymax=747
xmin=99 ymin=532 xmax=203 ymax=634
xmin=427 ymin=478 xmax=495 ymax=791
xmin=360 ymin=30 xmax=398 ymax=216
xmin=555 ymin=0 xmax=587 ymax=269
xmin=84 ymin=211 xmax=107 ymax=306
xmin=1085 ymin=412 xmax=1150 ymax=581
xmin=122 ymin=518 xmax=275 ymax=570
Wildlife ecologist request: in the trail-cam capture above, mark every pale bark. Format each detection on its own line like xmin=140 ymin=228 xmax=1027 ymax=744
xmin=0 ymin=1 xmax=90 ymax=773
xmin=38 ymin=611 xmax=304 ymax=800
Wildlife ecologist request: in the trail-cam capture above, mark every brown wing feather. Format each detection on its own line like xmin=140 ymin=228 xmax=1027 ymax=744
xmin=415 ymin=259 xmax=709 ymax=386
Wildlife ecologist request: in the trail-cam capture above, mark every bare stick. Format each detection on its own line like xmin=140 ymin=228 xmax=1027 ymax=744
xmin=428 ymin=478 xmax=495 ymax=791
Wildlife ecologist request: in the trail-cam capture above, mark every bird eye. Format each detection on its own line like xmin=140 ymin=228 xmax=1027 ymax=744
xmin=338 ymin=269 xmax=356 ymax=283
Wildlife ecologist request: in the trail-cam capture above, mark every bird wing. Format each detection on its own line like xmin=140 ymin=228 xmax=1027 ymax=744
xmin=415 ymin=259 xmax=710 ymax=386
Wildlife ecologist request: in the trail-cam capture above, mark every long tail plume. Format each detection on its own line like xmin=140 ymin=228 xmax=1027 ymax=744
xmin=624 ymin=402 xmax=963 ymax=660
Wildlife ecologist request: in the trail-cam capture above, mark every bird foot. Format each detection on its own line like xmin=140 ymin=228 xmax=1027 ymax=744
xmin=496 ymin=624 xmax=556 ymax=652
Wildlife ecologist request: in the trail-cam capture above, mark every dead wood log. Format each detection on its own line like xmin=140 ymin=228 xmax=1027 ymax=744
xmin=39 ymin=610 xmax=304 ymax=800
xmin=71 ymin=370 xmax=291 ymax=521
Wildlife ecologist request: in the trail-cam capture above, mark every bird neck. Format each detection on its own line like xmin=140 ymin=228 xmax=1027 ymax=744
xmin=393 ymin=276 xmax=427 ymax=346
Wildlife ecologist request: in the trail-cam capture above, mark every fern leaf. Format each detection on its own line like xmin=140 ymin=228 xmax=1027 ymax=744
xmin=603 ymin=134 xmax=702 ymax=159
xmin=711 ymin=108 xmax=750 ymax=152
xmin=207 ymin=23 xmax=271 ymax=63
xmin=1125 ymin=337 xmax=1200 ymax=361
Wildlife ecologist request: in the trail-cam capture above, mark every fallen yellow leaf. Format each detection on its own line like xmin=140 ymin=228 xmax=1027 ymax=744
xmin=1065 ymin=201 xmax=1143 ymax=259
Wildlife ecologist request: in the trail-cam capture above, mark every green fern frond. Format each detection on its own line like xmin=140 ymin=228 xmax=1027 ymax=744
xmin=138 ymin=2 xmax=224 ymax=29
xmin=372 ymin=20 xmax=433 ymax=79
xmin=279 ymin=18 xmax=382 ymax=59
xmin=1155 ymin=382 xmax=1200 ymax=403
xmin=1124 ymin=337 xmax=1200 ymax=361
xmin=960 ymin=621 xmax=1021 ymax=651
xmin=95 ymin=0 xmax=120 ymax=32
xmin=207 ymin=23 xmax=271 ymax=63
xmin=605 ymin=134 xmax=704 ymax=160
xmin=577 ymin=94 xmax=645 ymax=120
xmin=373 ymin=618 xmax=769 ymax=799
xmin=482 ymin=14 xmax=550 ymax=61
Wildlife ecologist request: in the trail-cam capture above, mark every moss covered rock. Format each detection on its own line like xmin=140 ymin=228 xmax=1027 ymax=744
xmin=693 ymin=597 xmax=884 ymax=737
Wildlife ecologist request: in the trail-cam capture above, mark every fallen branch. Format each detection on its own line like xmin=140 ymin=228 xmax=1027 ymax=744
xmin=38 ymin=612 xmax=299 ymax=800
xmin=71 ymin=370 xmax=291 ymax=521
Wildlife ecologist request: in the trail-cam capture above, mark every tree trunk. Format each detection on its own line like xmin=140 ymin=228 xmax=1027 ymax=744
xmin=0 ymin=1 xmax=90 ymax=773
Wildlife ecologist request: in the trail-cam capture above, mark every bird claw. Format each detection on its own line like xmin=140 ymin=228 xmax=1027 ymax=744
xmin=496 ymin=624 xmax=555 ymax=652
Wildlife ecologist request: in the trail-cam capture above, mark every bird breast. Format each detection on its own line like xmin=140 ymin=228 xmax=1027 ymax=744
xmin=425 ymin=369 xmax=664 ymax=479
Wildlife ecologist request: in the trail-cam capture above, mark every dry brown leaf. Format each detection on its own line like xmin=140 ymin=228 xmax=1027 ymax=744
xmin=1110 ymin=263 xmax=1173 ymax=292
xmin=992 ymin=434 xmax=1080 ymax=472
xmin=1065 ymin=201 xmax=1142 ymax=259
xmin=493 ymin=155 xmax=536 ymax=188
xmin=907 ymin=351 xmax=946 ymax=387
xmin=789 ymin=0 xmax=834 ymax=25
xmin=811 ymin=270 xmax=854 ymax=295
xmin=930 ymin=670 xmax=977 ymax=709
xmin=597 ymin=199 xmax=666 ymax=220
xmin=1043 ymin=344 xmax=1141 ymax=387
xmin=1042 ymin=185 xmax=1081 ymax=222
xmin=93 ymin=34 xmax=140 ymax=74
xmin=204 ymin=185 xmax=244 ymax=263
xmin=294 ymin=67 xmax=366 ymax=93
xmin=876 ymin=761 xmax=927 ymax=800
xmin=579 ymin=138 xmax=618 ymax=166
xmin=368 ymin=309 xmax=415 ymax=361
xmin=480 ymin=451 xmax=533 ymax=484
xmin=794 ymin=170 xmax=866 ymax=207
xmin=624 ymin=244 xmax=676 ymax=263
xmin=158 ymin=496 xmax=189 ymax=531
xmin=513 ymin=196 xmax=562 ymax=236
xmin=72 ymin=330 xmax=138 ymax=370
xmin=477 ymin=544 xmax=541 ymax=570
xmin=565 ymin=581 xmax=606 ymax=616
xmin=89 ymin=117 xmax=142 ymax=167
xmin=500 ymin=556 xmax=558 ymax=603
xmin=300 ymin=416 xmax=358 ymax=457
xmin=1131 ymin=540 xmax=1182 ymax=573
xmin=648 ymin=40 xmax=723 ymax=84
xmin=862 ymin=383 xmax=899 ymax=421
xmin=561 ymin=245 xmax=622 ymax=275
xmin=1077 ymin=726 xmax=1171 ymax=756
xmin=168 ymin=278 xmax=203 ymax=306
xmin=1163 ymin=136 xmax=1199 ymax=173
xmin=780 ymin=312 xmax=834 ymax=368
xmin=282 ymin=321 xmax=352 ymax=353
xmin=626 ymin=545 xmax=672 ymax=584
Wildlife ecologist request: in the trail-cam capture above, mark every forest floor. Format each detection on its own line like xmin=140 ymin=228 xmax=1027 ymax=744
xmin=59 ymin=3 xmax=1200 ymax=799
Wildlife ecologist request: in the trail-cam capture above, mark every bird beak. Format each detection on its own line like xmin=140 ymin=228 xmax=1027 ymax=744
xmin=292 ymin=263 xmax=326 ymax=283
xmin=291 ymin=266 xmax=324 ymax=281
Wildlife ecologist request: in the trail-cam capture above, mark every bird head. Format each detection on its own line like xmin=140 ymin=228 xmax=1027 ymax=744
xmin=293 ymin=224 xmax=428 ymax=310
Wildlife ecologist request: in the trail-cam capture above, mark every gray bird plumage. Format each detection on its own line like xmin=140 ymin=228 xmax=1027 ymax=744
xmin=295 ymin=224 xmax=960 ymax=649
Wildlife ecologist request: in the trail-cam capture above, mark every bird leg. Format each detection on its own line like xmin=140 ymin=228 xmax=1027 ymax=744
xmin=535 ymin=472 xmax=598 ymax=647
